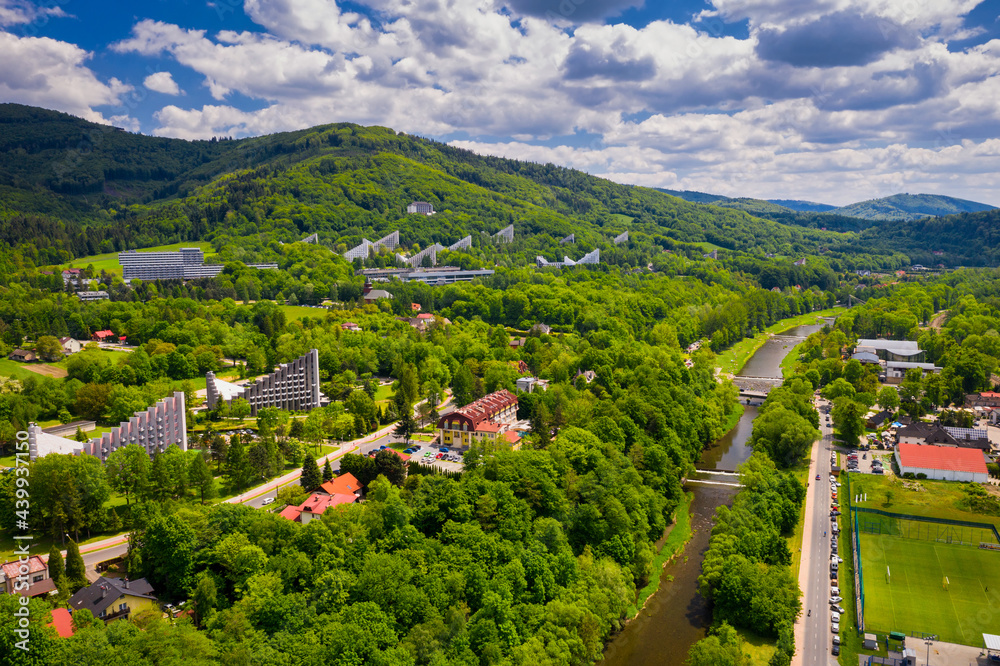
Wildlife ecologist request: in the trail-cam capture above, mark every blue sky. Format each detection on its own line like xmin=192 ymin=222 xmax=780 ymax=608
xmin=1 ymin=0 xmax=999 ymax=205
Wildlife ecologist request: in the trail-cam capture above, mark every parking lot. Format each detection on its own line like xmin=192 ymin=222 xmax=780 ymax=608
xmin=371 ymin=443 xmax=465 ymax=472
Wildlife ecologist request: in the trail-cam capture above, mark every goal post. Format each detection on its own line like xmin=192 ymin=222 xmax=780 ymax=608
xmin=943 ymin=576 xmax=949 ymax=591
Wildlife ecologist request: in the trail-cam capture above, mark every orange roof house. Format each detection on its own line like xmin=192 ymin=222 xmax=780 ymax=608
xmin=320 ymin=472 xmax=363 ymax=497
xmin=48 ymin=608 xmax=74 ymax=638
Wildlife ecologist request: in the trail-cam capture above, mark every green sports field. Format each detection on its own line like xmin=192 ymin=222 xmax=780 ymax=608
xmin=860 ymin=532 xmax=1000 ymax=645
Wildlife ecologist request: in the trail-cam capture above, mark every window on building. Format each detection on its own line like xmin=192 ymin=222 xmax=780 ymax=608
xmin=32 ymin=574 xmax=44 ymax=582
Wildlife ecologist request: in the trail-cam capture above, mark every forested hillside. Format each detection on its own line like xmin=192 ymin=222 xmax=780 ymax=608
xmin=0 ymin=103 xmax=858 ymax=270
xmin=829 ymin=193 xmax=996 ymax=222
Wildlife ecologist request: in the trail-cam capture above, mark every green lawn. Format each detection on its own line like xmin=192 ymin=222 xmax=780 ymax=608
xmin=715 ymin=306 xmax=845 ymax=375
xmin=610 ymin=213 xmax=634 ymax=225
xmin=280 ymin=304 xmax=328 ymax=321
xmin=54 ymin=241 xmax=216 ymax=275
xmin=0 ymin=358 xmax=38 ymax=380
xmin=850 ymin=475 xmax=1000 ymax=528
xmin=374 ymin=383 xmax=395 ymax=402
xmin=859 ymin=533 xmax=1000 ymax=644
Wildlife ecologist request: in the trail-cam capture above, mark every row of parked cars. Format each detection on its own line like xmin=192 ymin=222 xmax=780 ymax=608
xmin=830 ymin=469 xmax=843 ymax=655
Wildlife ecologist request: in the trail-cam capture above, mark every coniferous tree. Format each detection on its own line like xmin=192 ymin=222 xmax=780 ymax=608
xmin=322 ymin=459 xmax=334 ymax=482
xmin=64 ymin=540 xmax=87 ymax=593
xmin=393 ymin=405 xmax=416 ymax=448
xmin=47 ymin=544 xmax=64 ymax=591
xmin=300 ymin=454 xmax=321 ymax=491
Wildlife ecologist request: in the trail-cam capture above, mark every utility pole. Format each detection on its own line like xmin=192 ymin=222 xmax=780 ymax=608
xmin=924 ymin=637 xmax=933 ymax=665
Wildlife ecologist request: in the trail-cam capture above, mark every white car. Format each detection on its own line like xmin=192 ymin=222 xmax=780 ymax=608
xmin=832 ymin=622 xmax=840 ymax=634
xmin=831 ymin=612 xmax=841 ymax=623
xmin=261 ymin=497 xmax=275 ymax=506
xmin=829 ymin=596 xmax=842 ymax=604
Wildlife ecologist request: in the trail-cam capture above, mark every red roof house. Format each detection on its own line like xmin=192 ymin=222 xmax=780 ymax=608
xmin=48 ymin=608 xmax=74 ymax=638
xmin=895 ymin=443 xmax=988 ymax=482
xmin=410 ymin=303 xmax=422 ymax=312
xmin=279 ymin=492 xmax=358 ymax=523
xmin=1 ymin=555 xmax=52 ymax=596
xmin=91 ymin=330 xmax=114 ymax=341
xmin=319 ymin=472 xmax=362 ymax=497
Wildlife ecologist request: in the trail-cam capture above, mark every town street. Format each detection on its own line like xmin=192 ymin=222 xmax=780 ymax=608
xmin=794 ymin=397 xmax=839 ymax=666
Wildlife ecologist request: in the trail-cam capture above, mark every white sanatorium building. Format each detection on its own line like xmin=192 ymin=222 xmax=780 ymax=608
xmin=28 ymin=391 xmax=187 ymax=462
xmin=206 ymin=349 xmax=321 ymax=416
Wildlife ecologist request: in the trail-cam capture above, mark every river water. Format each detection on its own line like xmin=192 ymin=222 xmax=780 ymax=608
xmin=601 ymin=322 xmax=826 ymax=666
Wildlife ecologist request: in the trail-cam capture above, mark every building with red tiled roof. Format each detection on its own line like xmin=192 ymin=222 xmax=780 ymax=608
xmin=320 ymin=472 xmax=362 ymax=497
xmin=410 ymin=303 xmax=422 ymax=312
xmin=438 ymin=389 xmax=518 ymax=449
xmin=967 ymin=391 xmax=1000 ymax=408
xmin=894 ymin=443 xmax=988 ymax=482
xmin=279 ymin=491 xmax=358 ymax=523
xmin=1 ymin=555 xmax=52 ymax=596
xmin=48 ymin=608 xmax=74 ymax=638
xmin=91 ymin=330 xmax=114 ymax=341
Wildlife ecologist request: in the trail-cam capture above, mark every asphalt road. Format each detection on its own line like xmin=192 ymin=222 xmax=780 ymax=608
xmin=800 ymin=398 xmax=840 ymax=665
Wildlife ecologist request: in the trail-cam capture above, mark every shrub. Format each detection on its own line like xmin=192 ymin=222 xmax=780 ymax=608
xmin=916 ymin=473 xmax=927 ymax=480
xmin=903 ymin=472 xmax=915 ymax=479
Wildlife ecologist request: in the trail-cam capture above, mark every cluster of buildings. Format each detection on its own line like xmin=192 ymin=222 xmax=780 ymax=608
xmin=851 ymin=339 xmax=941 ymax=385
xmin=206 ymin=349 xmax=321 ymax=417
xmin=118 ymin=248 xmax=277 ymax=281
xmin=343 ymin=224 xmax=514 ymax=268
xmin=1 ymin=553 xmax=160 ymax=632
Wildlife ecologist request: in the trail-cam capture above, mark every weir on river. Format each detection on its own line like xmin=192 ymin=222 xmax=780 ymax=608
xmin=601 ymin=322 xmax=827 ymax=666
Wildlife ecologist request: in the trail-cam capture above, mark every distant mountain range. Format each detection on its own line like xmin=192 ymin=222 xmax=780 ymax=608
xmin=659 ymin=189 xmax=996 ymax=222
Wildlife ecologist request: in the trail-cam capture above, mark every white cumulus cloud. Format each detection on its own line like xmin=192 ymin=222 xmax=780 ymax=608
xmin=143 ymin=71 xmax=181 ymax=95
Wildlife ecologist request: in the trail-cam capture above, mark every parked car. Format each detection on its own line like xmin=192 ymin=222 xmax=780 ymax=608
xmin=831 ymin=622 xmax=840 ymax=633
xmin=831 ymin=612 xmax=841 ymax=623
xmin=262 ymin=497 xmax=275 ymax=506
xmin=833 ymin=635 xmax=841 ymax=646
xmin=832 ymin=644 xmax=840 ymax=656
xmin=435 ymin=453 xmax=443 ymax=459
xmin=440 ymin=447 xmax=449 ymax=453
xmin=873 ymin=468 xmax=884 ymax=474
xmin=829 ymin=596 xmax=842 ymax=604
xmin=832 ymin=605 xmax=845 ymax=614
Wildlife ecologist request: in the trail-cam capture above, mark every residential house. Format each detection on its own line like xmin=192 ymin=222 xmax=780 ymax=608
xmin=896 ymin=422 xmax=991 ymax=451
xmin=509 ymin=360 xmax=530 ymax=375
xmin=59 ymin=337 xmax=82 ymax=355
xmin=91 ymin=330 xmax=115 ymax=342
xmin=438 ymin=390 xmax=518 ymax=449
xmin=509 ymin=337 xmax=526 ymax=349
xmin=68 ymin=576 xmax=158 ymax=622
xmin=574 ymin=369 xmax=597 ymax=384
xmin=341 ymin=322 xmax=361 ymax=332
xmin=410 ymin=303 xmax=422 ymax=312
xmin=319 ymin=472 xmax=363 ymax=498
xmin=530 ymin=323 xmax=551 ymax=335
xmin=794 ymin=258 xmax=807 ymax=266
xmin=1 ymin=555 xmax=55 ymax=597
xmin=61 ymin=268 xmax=82 ymax=284
xmin=280 ymin=492 xmax=358 ymax=524
xmin=866 ymin=410 xmax=893 ymax=429
xmin=8 ymin=349 xmax=36 ymax=362
xmin=516 ymin=377 xmax=549 ymax=393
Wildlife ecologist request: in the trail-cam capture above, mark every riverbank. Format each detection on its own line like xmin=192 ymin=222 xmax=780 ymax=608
xmin=626 ymin=491 xmax=695 ymax=619
xmin=715 ymin=306 xmax=843 ymax=376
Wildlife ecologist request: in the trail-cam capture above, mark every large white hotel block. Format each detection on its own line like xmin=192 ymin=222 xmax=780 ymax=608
xmin=206 ymin=349 xmax=321 ymax=416
xmin=28 ymin=391 xmax=187 ymax=462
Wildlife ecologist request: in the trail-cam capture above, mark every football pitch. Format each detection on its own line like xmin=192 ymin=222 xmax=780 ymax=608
xmin=859 ymin=532 xmax=1000 ymax=645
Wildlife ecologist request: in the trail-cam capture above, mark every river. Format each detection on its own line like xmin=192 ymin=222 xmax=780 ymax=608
xmin=601 ymin=322 xmax=827 ymax=666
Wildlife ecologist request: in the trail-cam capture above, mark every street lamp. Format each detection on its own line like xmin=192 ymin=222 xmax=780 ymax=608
xmin=925 ymin=637 xmax=933 ymax=665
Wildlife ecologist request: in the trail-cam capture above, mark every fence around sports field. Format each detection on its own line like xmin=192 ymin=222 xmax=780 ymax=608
xmin=852 ymin=506 xmax=1000 ymax=547
xmin=844 ymin=472 xmax=865 ymax=635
